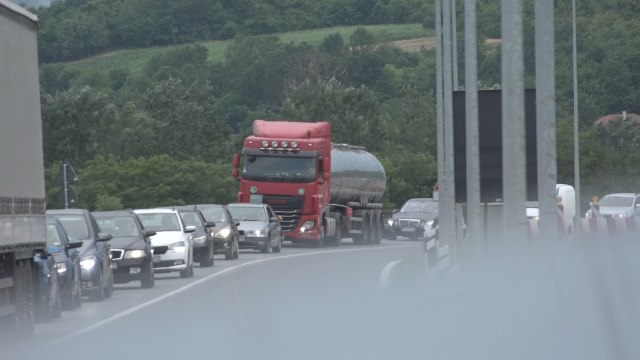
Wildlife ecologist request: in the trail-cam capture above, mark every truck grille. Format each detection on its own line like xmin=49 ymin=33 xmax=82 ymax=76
xmin=399 ymin=219 xmax=421 ymax=227
xmin=262 ymin=195 xmax=304 ymax=232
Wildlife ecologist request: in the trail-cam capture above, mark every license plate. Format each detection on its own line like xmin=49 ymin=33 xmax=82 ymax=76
xmin=401 ymin=227 xmax=415 ymax=232
xmin=153 ymin=255 xmax=161 ymax=263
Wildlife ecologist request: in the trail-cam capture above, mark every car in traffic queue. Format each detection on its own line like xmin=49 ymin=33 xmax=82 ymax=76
xmin=33 ymin=245 xmax=61 ymax=323
xmin=387 ymin=198 xmax=438 ymax=240
xmin=586 ymin=193 xmax=640 ymax=219
xmin=93 ymin=210 xmax=159 ymax=289
xmin=168 ymin=205 xmax=216 ymax=267
xmin=134 ymin=208 xmax=195 ymax=278
xmin=46 ymin=216 xmax=83 ymax=310
xmin=197 ymin=204 xmax=242 ymax=260
xmin=226 ymin=203 xmax=282 ymax=253
xmin=46 ymin=209 xmax=114 ymax=301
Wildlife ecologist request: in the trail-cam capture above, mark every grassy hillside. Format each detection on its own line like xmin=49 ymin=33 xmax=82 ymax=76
xmin=64 ymin=24 xmax=431 ymax=75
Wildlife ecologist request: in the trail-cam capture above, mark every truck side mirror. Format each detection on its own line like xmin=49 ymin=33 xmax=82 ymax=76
xmin=231 ymin=154 xmax=241 ymax=178
xmin=322 ymin=157 xmax=330 ymax=173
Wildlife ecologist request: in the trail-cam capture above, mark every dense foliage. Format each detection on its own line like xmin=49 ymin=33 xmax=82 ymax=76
xmin=38 ymin=0 xmax=640 ymax=210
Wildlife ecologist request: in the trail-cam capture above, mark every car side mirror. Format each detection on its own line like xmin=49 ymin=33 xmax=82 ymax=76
xmin=235 ymin=222 xmax=240 ymax=227
xmin=47 ymin=245 xmax=61 ymax=256
xmin=205 ymin=221 xmax=216 ymax=228
xmin=238 ymin=230 xmax=245 ymax=236
xmin=142 ymin=229 xmax=156 ymax=237
xmin=270 ymin=216 xmax=280 ymax=222
xmin=66 ymin=240 xmax=83 ymax=249
xmin=392 ymin=209 xmax=398 ymax=213
xmin=98 ymin=232 xmax=113 ymax=242
xmin=184 ymin=225 xmax=196 ymax=233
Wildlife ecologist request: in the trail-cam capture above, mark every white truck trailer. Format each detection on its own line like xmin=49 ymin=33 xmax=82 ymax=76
xmin=0 ymin=0 xmax=47 ymax=335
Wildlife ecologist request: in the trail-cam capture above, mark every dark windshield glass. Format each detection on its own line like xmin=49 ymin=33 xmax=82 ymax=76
xmin=600 ymin=196 xmax=634 ymax=207
xmin=95 ymin=216 xmax=139 ymax=237
xmin=401 ymin=200 xmax=438 ymax=216
xmin=179 ymin=211 xmax=201 ymax=228
xmin=200 ymin=207 xmax=227 ymax=222
xmin=242 ymin=155 xmax=316 ymax=182
xmin=227 ymin=206 xmax=267 ymax=222
xmin=136 ymin=213 xmax=181 ymax=232
xmin=54 ymin=215 xmax=90 ymax=241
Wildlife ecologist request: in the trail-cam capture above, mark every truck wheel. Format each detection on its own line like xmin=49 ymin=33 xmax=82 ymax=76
xmin=360 ymin=216 xmax=371 ymax=245
xmin=14 ymin=260 xmax=35 ymax=336
xmin=311 ymin=226 xmax=325 ymax=248
xmin=374 ymin=216 xmax=383 ymax=244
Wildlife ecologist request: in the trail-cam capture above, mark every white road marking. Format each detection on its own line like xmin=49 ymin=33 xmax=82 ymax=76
xmin=378 ymin=259 xmax=404 ymax=291
xmin=48 ymin=243 xmax=418 ymax=346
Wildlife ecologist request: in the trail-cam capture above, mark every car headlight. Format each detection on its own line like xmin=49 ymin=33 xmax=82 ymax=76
xmin=217 ymin=228 xmax=231 ymax=238
xmin=387 ymin=219 xmax=393 ymax=226
xmin=55 ymin=262 xmax=67 ymax=274
xmin=585 ymin=211 xmax=591 ymax=218
xmin=616 ymin=213 xmax=626 ymax=219
xmin=125 ymin=250 xmax=145 ymax=259
xmin=80 ymin=257 xmax=97 ymax=270
xmin=192 ymin=236 xmax=206 ymax=244
xmin=425 ymin=220 xmax=434 ymax=227
xmin=300 ymin=220 xmax=315 ymax=233
xmin=168 ymin=241 xmax=186 ymax=249
xmin=254 ymin=229 xmax=266 ymax=237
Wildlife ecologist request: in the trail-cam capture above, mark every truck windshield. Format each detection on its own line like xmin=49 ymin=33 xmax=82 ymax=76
xmin=242 ymin=155 xmax=316 ymax=182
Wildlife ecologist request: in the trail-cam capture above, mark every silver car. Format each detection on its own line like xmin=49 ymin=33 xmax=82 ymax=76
xmin=587 ymin=193 xmax=640 ymax=219
xmin=226 ymin=203 xmax=282 ymax=253
xmin=134 ymin=209 xmax=195 ymax=278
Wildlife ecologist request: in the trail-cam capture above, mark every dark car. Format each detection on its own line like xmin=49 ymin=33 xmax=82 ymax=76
xmin=46 ymin=216 xmax=83 ymax=310
xmin=227 ymin=203 xmax=282 ymax=253
xmin=197 ymin=204 xmax=241 ymax=260
xmin=388 ymin=198 xmax=438 ymax=240
xmin=169 ymin=206 xmax=216 ymax=267
xmin=33 ymin=246 xmax=61 ymax=323
xmin=46 ymin=209 xmax=114 ymax=301
xmin=93 ymin=210 xmax=158 ymax=289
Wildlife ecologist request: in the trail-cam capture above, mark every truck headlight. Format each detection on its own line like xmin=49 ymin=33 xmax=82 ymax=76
xmin=125 ymin=250 xmax=145 ymax=259
xmin=300 ymin=220 xmax=315 ymax=233
xmin=217 ymin=228 xmax=231 ymax=238
xmin=80 ymin=257 xmax=97 ymax=270
xmin=55 ymin=263 xmax=67 ymax=274
xmin=192 ymin=236 xmax=207 ymax=244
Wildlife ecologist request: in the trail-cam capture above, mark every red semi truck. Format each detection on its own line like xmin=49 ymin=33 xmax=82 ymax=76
xmin=232 ymin=120 xmax=386 ymax=247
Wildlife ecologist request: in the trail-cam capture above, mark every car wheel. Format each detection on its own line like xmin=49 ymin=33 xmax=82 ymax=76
xmin=225 ymin=245 xmax=233 ymax=260
xmin=103 ymin=271 xmax=114 ymax=299
xmin=179 ymin=268 xmax=190 ymax=278
xmin=140 ymin=262 xmax=155 ymax=289
xmin=52 ymin=286 xmax=62 ymax=319
xmin=233 ymin=239 xmax=239 ymax=259
xmin=273 ymin=237 xmax=282 ymax=253
xmin=73 ymin=265 xmax=82 ymax=308
xmin=61 ymin=279 xmax=74 ymax=311
xmin=201 ymin=244 xmax=214 ymax=267
xmin=89 ymin=272 xmax=104 ymax=301
xmin=261 ymin=235 xmax=272 ymax=253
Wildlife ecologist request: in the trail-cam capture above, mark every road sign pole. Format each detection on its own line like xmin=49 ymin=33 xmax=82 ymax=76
xmin=63 ymin=163 xmax=69 ymax=209
xmin=572 ymin=0 xmax=581 ymax=237
xmin=435 ymin=0 xmax=446 ymax=246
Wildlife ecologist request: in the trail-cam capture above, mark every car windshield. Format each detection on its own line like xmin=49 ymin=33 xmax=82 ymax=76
xmin=179 ymin=210 xmax=201 ymax=228
xmin=53 ymin=215 xmax=90 ymax=241
xmin=242 ymin=155 xmax=316 ymax=183
xmin=200 ymin=207 xmax=227 ymax=222
xmin=136 ymin=213 xmax=181 ymax=232
xmin=600 ymin=196 xmax=634 ymax=207
xmin=95 ymin=216 xmax=139 ymax=237
xmin=400 ymin=200 xmax=438 ymax=216
xmin=46 ymin=224 xmax=63 ymax=247
xmin=227 ymin=206 xmax=267 ymax=222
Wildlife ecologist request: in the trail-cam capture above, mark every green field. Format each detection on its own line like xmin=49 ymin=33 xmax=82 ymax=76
xmin=64 ymin=24 xmax=431 ymax=75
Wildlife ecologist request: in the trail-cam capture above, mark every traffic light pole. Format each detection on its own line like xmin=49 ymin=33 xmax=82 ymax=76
xmin=63 ymin=163 xmax=69 ymax=209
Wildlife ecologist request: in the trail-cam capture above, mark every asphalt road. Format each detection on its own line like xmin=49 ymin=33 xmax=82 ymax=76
xmin=4 ymin=238 xmax=429 ymax=360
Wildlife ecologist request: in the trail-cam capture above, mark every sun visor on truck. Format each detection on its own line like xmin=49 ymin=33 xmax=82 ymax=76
xmin=252 ymin=120 xmax=331 ymax=139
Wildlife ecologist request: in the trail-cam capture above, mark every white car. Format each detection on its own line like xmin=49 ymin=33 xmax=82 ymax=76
xmin=134 ymin=208 xmax=195 ymax=278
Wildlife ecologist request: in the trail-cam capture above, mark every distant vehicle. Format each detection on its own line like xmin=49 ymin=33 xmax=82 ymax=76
xmin=388 ymin=198 xmax=438 ymax=240
xmin=134 ymin=208 xmax=195 ymax=278
xmin=198 ymin=204 xmax=242 ymax=260
xmin=227 ymin=203 xmax=282 ymax=253
xmin=93 ymin=210 xmax=158 ymax=289
xmin=526 ymin=184 xmax=576 ymax=234
xmin=232 ymin=120 xmax=386 ymax=247
xmin=169 ymin=206 xmax=216 ymax=267
xmin=33 ymin=246 xmax=61 ymax=323
xmin=586 ymin=193 xmax=640 ymax=219
xmin=46 ymin=209 xmax=114 ymax=301
xmin=46 ymin=216 xmax=83 ymax=310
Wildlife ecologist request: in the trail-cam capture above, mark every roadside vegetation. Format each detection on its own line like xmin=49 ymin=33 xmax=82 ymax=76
xmin=37 ymin=0 xmax=640 ymax=210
